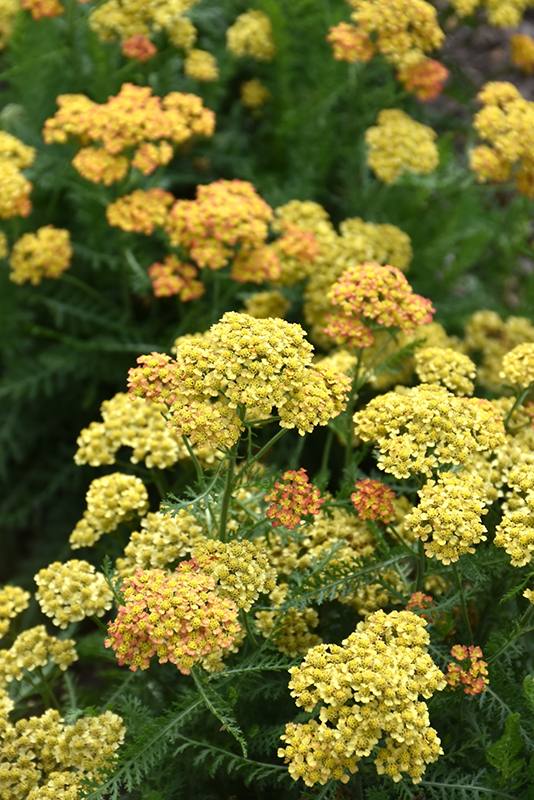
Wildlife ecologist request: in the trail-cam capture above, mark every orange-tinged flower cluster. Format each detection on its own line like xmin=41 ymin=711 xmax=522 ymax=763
xmin=351 ymin=478 xmax=395 ymax=523
xmin=0 ymin=130 xmax=35 ymax=219
xmin=148 ymin=256 xmax=203 ymax=300
xmin=511 ymin=33 xmax=534 ymax=75
xmin=121 ymin=33 xmax=157 ymax=62
xmin=165 ymin=179 xmax=278 ymax=282
xmin=354 ymin=385 xmax=506 ymax=479
xmin=226 ymin=9 xmax=276 ymax=62
xmin=106 ymin=188 xmax=174 ymax=235
xmin=365 ymin=109 xmax=439 ymax=184
xmin=470 ymin=82 xmax=534 ymax=198
xmin=327 ymin=0 xmax=444 ymax=70
xmin=105 ymin=562 xmax=240 ymax=673
xmin=445 ymin=644 xmax=489 ymax=695
xmin=8 ymin=226 xmax=72 ymax=285
xmin=264 ymin=468 xmax=325 ymax=530
xmin=279 ymin=610 xmax=445 ymax=786
xmin=128 ymin=312 xmax=350 ymax=447
xmin=324 ymin=262 xmax=434 ymax=348
xmin=271 ymin=220 xmax=321 ymax=286
xmin=22 ymin=0 xmax=64 ymax=19
xmin=397 ymin=58 xmax=449 ymax=102
xmin=43 ymin=83 xmax=215 ymax=184
xmin=406 ymin=592 xmax=435 ymax=621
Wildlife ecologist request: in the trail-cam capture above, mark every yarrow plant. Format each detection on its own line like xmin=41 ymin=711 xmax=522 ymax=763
xmin=4 ymin=2 xmax=534 ymax=798
xmin=264 ymin=468 xmax=325 ymax=529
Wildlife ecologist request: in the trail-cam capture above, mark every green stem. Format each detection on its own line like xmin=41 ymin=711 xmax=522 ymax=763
xmin=503 ymin=385 xmax=534 ymax=432
xmin=452 ymin=561 xmax=474 ymax=646
xmin=182 ymin=435 xmax=206 ymax=488
xmin=91 ymin=614 xmax=109 ymax=634
xmin=60 ymin=272 xmax=115 ymax=308
xmin=240 ymin=611 xmax=259 ymax=649
xmin=35 ymin=666 xmax=60 ymax=710
xmin=218 ymin=407 xmax=247 ymax=543
xmin=415 ymin=539 xmax=426 ymax=592
xmin=235 ymin=426 xmax=288 ymax=483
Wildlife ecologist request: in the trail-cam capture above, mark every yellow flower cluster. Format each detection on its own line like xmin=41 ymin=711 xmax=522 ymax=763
xmin=274 ymin=200 xmax=412 ymax=344
xmin=128 ymin=312 xmax=350 ymax=447
xmin=0 ymin=0 xmax=19 ymax=50
xmin=0 ymin=625 xmax=77 ymax=686
xmin=34 ymin=559 xmax=114 ymax=628
xmin=328 ymin=0 xmax=444 ymax=69
xmin=405 ymin=473 xmax=488 ymax=564
xmin=354 ymin=385 xmax=506 ymax=479
xmin=0 ymin=706 xmax=125 ymax=798
xmin=116 ymin=509 xmax=205 ymax=578
xmin=70 ymin=472 xmax=149 ymax=549
xmin=414 ymin=346 xmax=476 ymax=396
xmin=242 ymin=290 xmax=290 ymax=319
xmin=511 ymin=33 xmax=534 ymax=75
xmin=184 ymin=49 xmax=219 ymax=81
xmin=0 ymin=585 xmax=31 ymax=638
xmin=495 ymin=464 xmax=534 ymax=567
xmin=165 ymin=179 xmax=279 ymax=282
xmin=74 ymin=391 xmax=218 ymax=469
xmin=255 ymin=584 xmax=322 ymax=656
xmin=191 ymin=538 xmax=277 ymax=611
xmin=464 ymin=310 xmax=534 ymax=391
xmin=500 ymin=343 xmax=534 ymax=388
xmin=365 ymin=109 xmax=439 ymax=185
xmin=449 ymin=0 xmax=534 ymax=27
xmin=226 ymin=9 xmax=276 ymax=62
xmin=470 ymin=82 xmax=534 ymax=197
xmin=106 ymin=188 xmax=174 ymax=235
xmin=8 ymin=226 xmax=72 ymax=285
xmin=0 ymin=130 xmax=35 ymax=219
xmin=43 ymin=84 xmax=215 ymax=184
xmin=88 ymin=0 xmax=201 ymax=45
xmin=240 ymin=78 xmax=271 ymax=109
xmin=279 ymin=610 xmax=445 ymax=786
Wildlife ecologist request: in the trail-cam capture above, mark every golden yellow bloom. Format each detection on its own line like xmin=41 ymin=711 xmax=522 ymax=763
xmin=500 ymin=343 xmax=534 ymax=388
xmin=192 ymin=538 xmax=277 ymax=611
xmin=449 ymin=0 xmax=534 ymax=27
xmin=464 ymin=310 xmax=534 ymax=391
xmin=240 ymin=78 xmax=271 ymax=109
xmin=329 ymin=0 xmax=444 ymax=69
xmin=279 ymin=610 xmax=445 ymax=786
xmin=0 ymin=130 xmax=35 ymax=168
xmin=88 ymin=0 xmax=201 ymax=42
xmin=184 ymin=49 xmax=219 ymax=81
xmin=511 ymin=33 xmax=534 ymax=75
xmin=242 ymin=290 xmax=290 ymax=318
xmin=116 ymin=509 xmax=205 ymax=578
xmin=226 ymin=9 xmax=275 ymax=62
xmin=405 ymin=472 xmax=488 ymax=564
xmin=128 ymin=312 xmax=350 ymax=446
xmin=34 ymin=560 xmax=113 ymax=628
xmin=354 ymin=384 xmax=506 ymax=478
xmin=70 ymin=472 xmax=149 ymax=549
xmin=495 ymin=464 xmax=534 ymax=566
xmin=0 ymin=231 xmax=7 ymax=260
xmin=0 ymin=161 xmax=32 ymax=219
xmin=414 ymin=346 xmax=476 ymax=395
xmin=365 ymin=108 xmax=439 ymax=185
xmin=0 ymin=0 xmax=19 ymax=51
xmin=9 ymin=226 xmax=72 ymax=285
xmin=167 ymin=15 xmax=197 ymax=50
xmin=471 ymin=82 xmax=534 ymax=197
xmin=0 ymin=585 xmax=30 ymax=638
